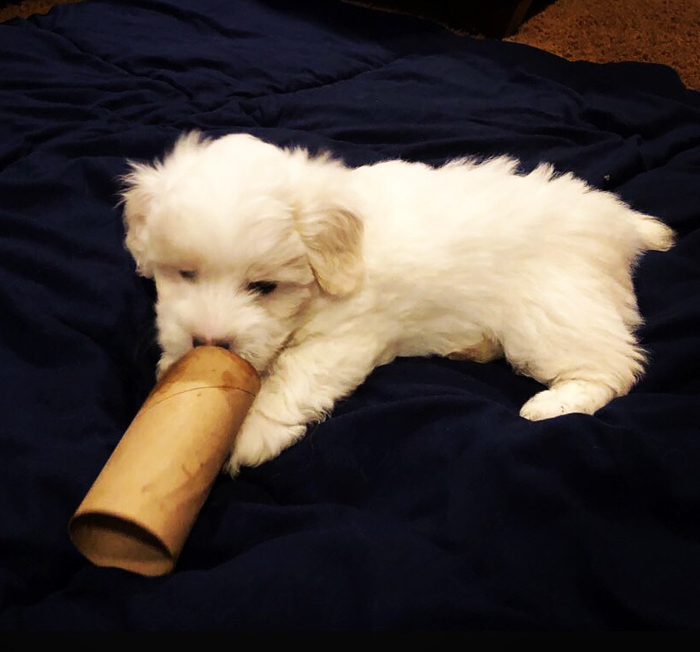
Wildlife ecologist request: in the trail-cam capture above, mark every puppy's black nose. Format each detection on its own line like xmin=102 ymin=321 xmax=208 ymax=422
xmin=192 ymin=336 xmax=233 ymax=350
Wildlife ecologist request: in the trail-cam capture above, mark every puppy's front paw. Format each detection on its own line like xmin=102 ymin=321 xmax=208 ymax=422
xmin=225 ymin=410 xmax=307 ymax=476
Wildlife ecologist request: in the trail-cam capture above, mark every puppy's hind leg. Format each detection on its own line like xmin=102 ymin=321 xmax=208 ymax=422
xmin=519 ymin=379 xmax=619 ymax=420
xmin=506 ymin=303 xmax=645 ymax=421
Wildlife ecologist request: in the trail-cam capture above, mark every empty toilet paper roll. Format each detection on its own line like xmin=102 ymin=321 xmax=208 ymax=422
xmin=69 ymin=346 xmax=260 ymax=576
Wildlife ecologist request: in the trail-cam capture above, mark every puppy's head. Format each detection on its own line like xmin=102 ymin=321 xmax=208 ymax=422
xmin=121 ymin=131 xmax=364 ymax=374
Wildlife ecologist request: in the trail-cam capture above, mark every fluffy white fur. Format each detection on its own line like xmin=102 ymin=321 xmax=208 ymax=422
xmin=122 ymin=132 xmax=674 ymax=474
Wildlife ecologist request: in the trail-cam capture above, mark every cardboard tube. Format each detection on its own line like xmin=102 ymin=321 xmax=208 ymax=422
xmin=69 ymin=346 xmax=260 ymax=576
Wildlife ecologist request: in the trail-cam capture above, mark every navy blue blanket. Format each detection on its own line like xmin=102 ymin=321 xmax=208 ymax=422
xmin=1 ymin=0 xmax=699 ymax=630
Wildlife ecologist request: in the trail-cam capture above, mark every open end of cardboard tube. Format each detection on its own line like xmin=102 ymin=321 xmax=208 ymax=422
xmin=69 ymin=511 xmax=175 ymax=577
xmin=68 ymin=347 xmax=260 ymax=576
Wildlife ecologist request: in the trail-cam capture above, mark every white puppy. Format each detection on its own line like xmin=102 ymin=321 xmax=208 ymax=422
xmin=122 ymin=132 xmax=674 ymax=473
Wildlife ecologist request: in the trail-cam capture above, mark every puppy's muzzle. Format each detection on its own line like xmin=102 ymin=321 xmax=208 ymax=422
xmin=192 ymin=335 xmax=234 ymax=350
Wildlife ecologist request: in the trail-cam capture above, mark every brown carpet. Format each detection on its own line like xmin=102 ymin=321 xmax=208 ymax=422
xmin=508 ymin=0 xmax=700 ymax=89
xmin=0 ymin=0 xmax=81 ymax=21
xmin=347 ymin=0 xmax=700 ymax=89
xmin=2 ymin=0 xmax=699 ymax=88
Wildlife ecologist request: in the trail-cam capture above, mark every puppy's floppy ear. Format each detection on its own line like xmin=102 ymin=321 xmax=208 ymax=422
xmin=120 ymin=161 xmax=157 ymax=278
xmin=292 ymin=154 xmax=365 ymax=296
xmin=294 ymin=205 xmax=365 ymax=297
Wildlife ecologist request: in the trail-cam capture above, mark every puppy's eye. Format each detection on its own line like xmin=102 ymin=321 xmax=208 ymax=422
xmin=179 ymin=270 xmax=198 ymax=281
xmin=247 ymin=280 xmax=277 ymax=295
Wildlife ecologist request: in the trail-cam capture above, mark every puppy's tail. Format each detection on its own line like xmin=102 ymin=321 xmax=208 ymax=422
xmin=635 ymin=214 xmax=675 ymax=252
